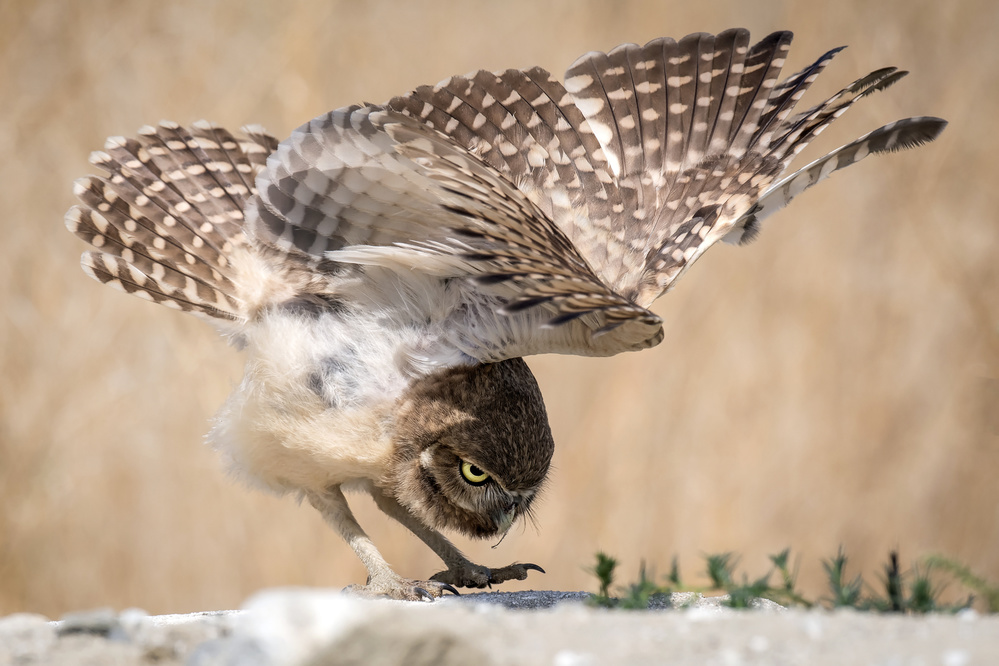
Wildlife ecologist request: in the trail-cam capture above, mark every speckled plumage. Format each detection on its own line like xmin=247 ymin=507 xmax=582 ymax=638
xmin=66 ymin=30 xmax=945 ymax=600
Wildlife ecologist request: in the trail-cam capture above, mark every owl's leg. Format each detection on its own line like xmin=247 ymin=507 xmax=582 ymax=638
xmin=370 ymin=488 xmax=544 ymax=590
xmin=306 ymin=486 xmax=459 ymax=601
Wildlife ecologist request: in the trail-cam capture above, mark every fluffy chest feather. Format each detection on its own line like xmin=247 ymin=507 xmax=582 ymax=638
xmin=209 ymin=305 xmax=440 ymax=494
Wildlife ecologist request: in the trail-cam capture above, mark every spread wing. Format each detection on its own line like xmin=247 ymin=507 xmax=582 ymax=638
xmin=388 ymin=29 xmax=945 ymax=306
xmin=250 ymin=105 xmax=663 ymax=360
xmin=250 ymin=29 xmax=945 ymax=362
xmin=66 ymin=121 xmax=278 ymax=325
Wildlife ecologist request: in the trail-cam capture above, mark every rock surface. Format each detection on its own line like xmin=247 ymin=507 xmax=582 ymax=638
xmin=1 ymin=589 xmax=995 ymax=665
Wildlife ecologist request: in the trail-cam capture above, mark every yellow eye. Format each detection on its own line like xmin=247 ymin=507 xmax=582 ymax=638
xmin=460 ymin=460 xmax=490 ymax=486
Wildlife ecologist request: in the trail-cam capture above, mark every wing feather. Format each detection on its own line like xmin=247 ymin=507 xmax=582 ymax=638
xmin=252 ymin=106 xmax=663 ymax=360
xmin=246 ymin=29 xmax=945 ymax=361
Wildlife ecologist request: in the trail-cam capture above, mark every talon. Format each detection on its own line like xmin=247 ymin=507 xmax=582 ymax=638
xmin=441 ymin=583 xmax=460 ymax=596
xmin=414 ymin=587 xmax=433 ymax=601
xmin=523 ymin=563 xmax=546 ymax=574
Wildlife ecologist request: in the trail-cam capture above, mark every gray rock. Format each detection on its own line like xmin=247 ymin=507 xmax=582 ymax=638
xmin=1 ymin=589 xmax=995 ymax=665
xmin=0 ymin=613 xmax=56 ymax=662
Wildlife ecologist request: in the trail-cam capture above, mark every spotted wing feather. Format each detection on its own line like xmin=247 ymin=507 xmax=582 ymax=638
xmin=388 ymin=30 xmax=803 ymax=305
xmin=252 ymin=105 xmax=664 ymax=357
xmin=387 ymin=31 xmax=944 ymax=310
xmin=726 ymin=116 xmax=947 ymax=243
xmin=382 ymin=116 xmax=660 ymax=334
xmin=66 ymin=121 xmax=278 ymax=321
xmin=66 ymin=30 xmax=945 ymax=364
xmin=388 ymin=68 xmax=626 ymax=286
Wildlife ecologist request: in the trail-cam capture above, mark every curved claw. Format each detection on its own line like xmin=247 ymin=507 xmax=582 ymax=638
xmin=440 ymin=583 xmax=460 ymax=596
xmin=413 ymin=587 xmax=434 ymax=602
xmin=522 ymin=563 xmax=546 ymax=575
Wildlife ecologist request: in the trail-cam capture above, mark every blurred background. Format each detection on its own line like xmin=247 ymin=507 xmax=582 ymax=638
xmin=1 ymin=0 xmax=995 ymax=616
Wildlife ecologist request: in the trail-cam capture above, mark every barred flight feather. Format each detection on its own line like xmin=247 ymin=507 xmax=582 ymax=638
xmin=385 ymin=30 xmax=944 ymax=306
xmin=69 ymin=29 xmax=944 ymax=361
xmin=726 ymin=116 xmax=947 ymax=244
xmin=67 ymin=121 xmax=278 ymax=321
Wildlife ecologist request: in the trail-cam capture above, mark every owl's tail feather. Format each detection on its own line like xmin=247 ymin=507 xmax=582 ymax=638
xmin=65 ymin=121 xmax=278 ymax=322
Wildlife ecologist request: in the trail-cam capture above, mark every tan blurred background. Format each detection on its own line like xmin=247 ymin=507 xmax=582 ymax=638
xmin=1 ymin=0 xmax=995 ymax=616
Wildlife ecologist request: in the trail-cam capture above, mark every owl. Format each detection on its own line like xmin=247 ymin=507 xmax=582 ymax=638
xmin=66 ymin=29 xmax=945 ymax=600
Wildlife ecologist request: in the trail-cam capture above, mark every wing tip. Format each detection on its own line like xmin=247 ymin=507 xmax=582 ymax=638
xmin=871 ymin=116 xmax=948 ymax=154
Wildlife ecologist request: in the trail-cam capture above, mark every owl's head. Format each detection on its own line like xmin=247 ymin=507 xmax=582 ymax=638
xmin=387 ymin=357 xmax=554 ymax=538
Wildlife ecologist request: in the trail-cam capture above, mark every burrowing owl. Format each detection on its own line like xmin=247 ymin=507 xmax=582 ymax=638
xmin=66 ymin=29 xmax=945 ymax=600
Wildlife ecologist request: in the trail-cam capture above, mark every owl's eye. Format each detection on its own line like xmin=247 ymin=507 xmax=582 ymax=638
xmin=460 ymin=460 xmax=490 ymax=486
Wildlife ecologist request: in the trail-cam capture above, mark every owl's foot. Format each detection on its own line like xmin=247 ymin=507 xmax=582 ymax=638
xmin=344 ymin=575 xmax=460 ymax=602
xmin=430 ymin=561 xmax=545 ymax=589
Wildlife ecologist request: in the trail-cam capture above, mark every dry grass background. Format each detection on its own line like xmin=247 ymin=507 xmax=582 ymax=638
xmin=1 ymin=0 xmax=996 ymax=616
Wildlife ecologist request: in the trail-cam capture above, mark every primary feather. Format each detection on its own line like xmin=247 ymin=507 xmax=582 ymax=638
xmin=68 ymin=29 xmax=946 ymax=362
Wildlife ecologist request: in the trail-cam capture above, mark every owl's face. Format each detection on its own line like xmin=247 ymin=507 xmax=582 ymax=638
xmin=387 ymin=358 xmax=554 ymax=538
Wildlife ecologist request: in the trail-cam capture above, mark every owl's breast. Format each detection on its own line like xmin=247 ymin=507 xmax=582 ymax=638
xmin=208 ymin=306 xmax=425 ymax=495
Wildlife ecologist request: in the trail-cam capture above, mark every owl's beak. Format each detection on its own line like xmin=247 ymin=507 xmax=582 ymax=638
xmin=488 ymin=508 xmax=516 ymax=548
xmin=492 ymin=498 xmax=520 ymax=534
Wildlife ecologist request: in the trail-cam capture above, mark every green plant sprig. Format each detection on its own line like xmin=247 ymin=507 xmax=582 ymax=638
xmin=587 ymin=547 xmax=988 ymax=613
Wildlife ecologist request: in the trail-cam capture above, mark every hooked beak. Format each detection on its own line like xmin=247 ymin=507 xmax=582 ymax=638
xmin=492 ymin=497 xmax=520 ymax=535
